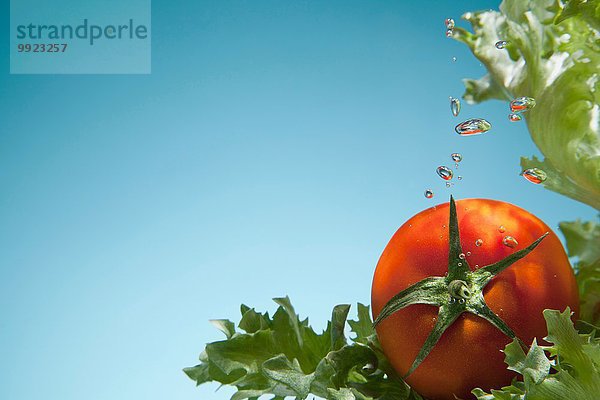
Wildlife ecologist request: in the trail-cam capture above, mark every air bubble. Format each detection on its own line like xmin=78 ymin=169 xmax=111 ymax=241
xmin=475 ymin=239 xmax=483 ymax=247
xmin=510 ymin=97 xmax=536 ymax=113
xmin=437 ymin=166 xmax=453 ymax=180
xmin=498 ymin=226 xmax=506 ymax=233
xmin=502 ymin=236 xmax=518 ymax=248
xmin=508 ymin=113 xmax=522 ymax=122
xmin=451 ymin=153 xmax=462 ymax=162
xmin=521 ymin=168 xmax=547 ymax=184
xmin=459 ymin=253 xmax=466 ymax=260
xmin=495 ymin=40 xmax=508 ymax=49
xmin=445 ymin=18 xmax=455 ymax=29
xmin=450 ymin=97 xmax=461 ymax=117
xmin=424 ymin=189 xmax=434 ymax=199
xmin=455 ymin=118 xmax=492 ymax=136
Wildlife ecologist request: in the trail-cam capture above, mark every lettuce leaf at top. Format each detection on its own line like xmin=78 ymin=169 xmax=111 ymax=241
xmin=452 ymin=0 xmax=600 ymax=210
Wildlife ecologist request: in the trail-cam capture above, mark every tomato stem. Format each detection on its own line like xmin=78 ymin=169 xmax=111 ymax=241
xmin=448 ymin=280 xmax=471 ymax=300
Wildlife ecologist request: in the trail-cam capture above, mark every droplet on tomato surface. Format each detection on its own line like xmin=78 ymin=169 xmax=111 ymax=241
xmin=495 ymin=40 xmax=508 ymax=49
xmin=424 ymin=189 xmax=434 ymax=199
xmin=521 ymin=168 xmax=547 ymax=184
xmin=498 ymin=225 xmax=506 ymax=233
xmin=510 ymin=96 xmax=536 ymax=113
xmin=459 ymin=253 xmax=466 ymax=260
xmin=455 ymin=118 xmax=491 ymax=136
xmin=508 ymin=113 xmax=522 ymax=122
xmin=450 ymin=97 xmax=461 ymax=117
xmin=475 ymin=239 xmax=483 ymax=247
xmin=466 ymin=251 xmax=471 ymax=256
xmin=451 ymin=153 xmax=462 ymax=162
xmin=437 ymin=166 xmax=453 ymax=180
xmin=502 ymin=236 xmax=518 ymax=248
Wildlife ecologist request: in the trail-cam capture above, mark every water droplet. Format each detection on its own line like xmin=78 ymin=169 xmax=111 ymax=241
xmin=452 ymin=56 xmax=457 ymax=62
xmin=508 ymin=113 xmax=522 ymax=122
xmin=451 ymin=153 xmax=462 ymax=162
xmin=495 ymin=40 xmax=508 ymax=49
xmin=424 ymin=189 xmax=434 ymax=199
xmin=510 ymin=97 xmax=536 ymax=113
xmin=521 ymin=168 xmax=547 ymax=184
xmin=450 ymin=97 xmax=461 ymax=117
xmin=437 ymin=166 xmax=454 ymax=180
xmin=498 ymin=225 xmax=506 ymax=233
xmin=475 ymin=239 xmax=483 ymax=247
xmin=459 ymin=253 xmax=466 ymax=260
xmin=445 ymin=18 xmax=455 ymax=30
xmin=446 ymin=29 xmax=454 ymax=37
xmin=457 ymin=176 xmax=463 ymax=180
xmin=466 ymin=251 xmax=471 ymax=256
xmin=502 ymin=236 xmax=518 ymax=248
xmin=455 ymin=118 xmax=492 ymax=136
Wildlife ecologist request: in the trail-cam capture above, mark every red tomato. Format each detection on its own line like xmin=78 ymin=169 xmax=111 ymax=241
xmin=371 ymin=198 xmax=579 ymax=400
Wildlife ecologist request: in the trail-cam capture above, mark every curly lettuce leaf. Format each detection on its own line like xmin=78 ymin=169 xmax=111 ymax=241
xmin=453 ymin=0 xmax=600 ymax=210
xmin=184 ymin=298 xmax=423 ymax=400
xmin=472 ymin=308 xmax=600 ymax=400
xmin=560 ymin=219 xmax=600 ymax=325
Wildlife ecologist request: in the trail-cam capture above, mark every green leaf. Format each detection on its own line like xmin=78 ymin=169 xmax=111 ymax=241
xmin=210 ymin=319 xmax=236 ymax=339
xmin=262 ymin=355 xmax=313 ymax=399
xmin=348 ymin=303 xmax=374 ymax=345
xmin=560 ymin=219 xmax=600 ymax=326
xmin=560 ymin=219 xmax=600 ymax=266
xmin=473 ymin=308 xmax=600 ymax=400
xmin=239 ymin=306 xmax=271 ymax=333
xmin=454 ymin=0 xmax=600 ymax=211
xmin=185 ymin=298 xmax=419 ymax=400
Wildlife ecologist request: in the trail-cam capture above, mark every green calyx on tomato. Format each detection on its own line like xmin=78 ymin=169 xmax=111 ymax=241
xmin=373 ymin=196 xmax=548 ymax=377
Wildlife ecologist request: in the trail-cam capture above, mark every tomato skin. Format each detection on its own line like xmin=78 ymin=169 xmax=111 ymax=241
xmin=371 ymin=199 xmax=579 ymax=400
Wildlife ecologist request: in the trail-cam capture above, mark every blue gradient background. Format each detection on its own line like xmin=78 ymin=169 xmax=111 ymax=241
xmin=0 ymin=1 xmax=595 ymax=399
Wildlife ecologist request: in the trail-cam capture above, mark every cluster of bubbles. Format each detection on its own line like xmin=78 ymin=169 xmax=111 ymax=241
xmin=508 ymin=96 xmax=536 ymax=122
xmin=425 ymin=153 xmax=464 ymax=199
xmin=445 ymin=18 xmax=455 ymax=37
xmin=424 ymin=19 xmax=546 ymax=211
